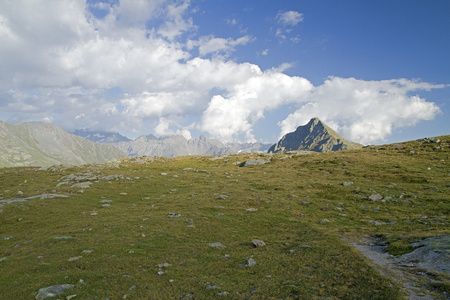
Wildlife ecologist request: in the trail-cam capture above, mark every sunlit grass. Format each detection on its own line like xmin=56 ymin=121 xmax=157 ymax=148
xmin=0 ymin=136 xmax=448 ymax=299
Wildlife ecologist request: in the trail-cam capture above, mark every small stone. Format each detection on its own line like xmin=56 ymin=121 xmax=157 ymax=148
xmin=66 ymin=295 xmax=77 ymax=300
xmin=102 ymin=204 xmax=111 ymax=207
xmin=168 ymin=213 xmax=181 ymax=218
xmin=206 ymin=284 xmax=217 ymax=290
xmin=157 ymin=271 xmax=164 ymax=275
xmin=301 ymin=245 xmax=312 ymax=249
xmin=99 ymin=200 xmax=113 ymax=203
xmin=53 ymin=236 xmax=72 ymax=240
xmin=252 ymin=239 xmax=266 ymax=247
xmin=157 ymin=262 xmax=172 ymax=268
xmin=160 ymin=173 xmax=167 ymax=176
xmin=319 ymin=219 xmax=330 ymax=224
xmin=223 ymin=254 xmax=231 ymax=259
xmin=82 ymin=250 xmax=93 ymax=253
xmin=246 ymin=208 xmax=258 ymax=212
xmin=119 ymin=192 xmax=128 ymax=195
xmin=35 ymin=284 xmax=74 ymax=299
xmin=209 ymin=242 xmax=226 ymax=248
xmin=342 ymin=182 xmax=354 ymax=186
xmin=246 ymin=258 xmax=257 ymax=267
xmin=368 ymin=193 xmax=383 ymax=201
xmin=68 ymin=256 xmax=82 ymax=262
xmin=168 ymin=279 xmax=174 ymax=283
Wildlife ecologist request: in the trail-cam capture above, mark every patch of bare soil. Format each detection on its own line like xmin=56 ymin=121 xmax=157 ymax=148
xmin=348 ymin=235 xmax=450 ymax=300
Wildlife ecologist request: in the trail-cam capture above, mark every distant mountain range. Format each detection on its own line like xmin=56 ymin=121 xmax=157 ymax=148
xmin=269 ymin=117 xmax=363 ymax=153
xmin=72 ymin=129 xmax=131 ymax=144
xmin=0 ymin=118 xmax=364 ymax=168
xmin=75 ymin=131 xmax=272 ymax=158
xmin=0 ymin=121 xmax=126 ymax=168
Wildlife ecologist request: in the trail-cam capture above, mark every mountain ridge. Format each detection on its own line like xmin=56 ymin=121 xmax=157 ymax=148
xmin=0 ymin=121 xmax=127 ymax=168
xmin=269 ymin=117 xmax=363 ymax=153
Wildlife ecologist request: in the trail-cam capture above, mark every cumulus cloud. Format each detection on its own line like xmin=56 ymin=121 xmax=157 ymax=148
xmin=276 ymin=11 xmax=304 ymax=26
xmin=187 ymin=35 xmax=254 ymax=57
xmin=0 ymin=1 xmax=444 ymax=144
xmin=199 ymin=71 xmax=313 ymax=142
xmin=278 ymin=77 xmax=443 ymax=144
xmin=275 ymin=10 xmax=303 ymax=42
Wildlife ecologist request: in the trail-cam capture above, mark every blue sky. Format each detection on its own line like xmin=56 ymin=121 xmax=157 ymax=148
xmin=0 ymin=0 xmax=449 ymax=144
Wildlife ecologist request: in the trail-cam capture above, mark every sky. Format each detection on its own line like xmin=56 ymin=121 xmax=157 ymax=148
xmin=0 ymin=0 xmax=449 ymax=145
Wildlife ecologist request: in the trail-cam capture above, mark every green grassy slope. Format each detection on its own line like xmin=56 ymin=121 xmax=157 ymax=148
xmin=0 ymin=136 xmax=448 ymax=299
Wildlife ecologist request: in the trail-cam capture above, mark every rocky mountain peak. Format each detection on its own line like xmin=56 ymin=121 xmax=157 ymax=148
xmin=268 ymin=117 xmax=363 ymax=153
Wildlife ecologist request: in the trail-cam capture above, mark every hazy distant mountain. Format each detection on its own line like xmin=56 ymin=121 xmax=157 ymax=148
xmin=268 ymin=117 xmax=363 ymax=153
xmin=0 ymin=121 xmax=127 ymax=168
xmin=113 ymin=134 xmax=271 ymax=158
xmin=72 ymin=129 xmax=131 ymax=143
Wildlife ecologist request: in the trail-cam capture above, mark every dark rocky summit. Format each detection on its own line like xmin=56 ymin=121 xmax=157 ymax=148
xmin=268 ymin=117 xmax=363 ymax=153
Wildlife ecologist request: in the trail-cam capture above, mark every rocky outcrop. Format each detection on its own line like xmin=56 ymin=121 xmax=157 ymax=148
xmin=0 ymin=121 xmax=126 ymax=168
xmin=268 ymin=117 xmax=363 ymax=153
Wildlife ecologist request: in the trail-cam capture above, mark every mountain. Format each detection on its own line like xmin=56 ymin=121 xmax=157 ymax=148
xmin=113 ymin=134 xmax=271 ymax=158
xmin=72 ymin=129 xmax=131 ymax=144
xmin=268 ymin=117 xmax=363 ymax=153
xmin=0 ymin=121 xmax=127 ymax=168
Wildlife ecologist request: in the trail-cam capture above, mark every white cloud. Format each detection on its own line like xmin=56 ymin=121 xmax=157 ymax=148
xmin=188 ymin=35 xmax=253 ymax=57
xmin=278 ymin=77 xmax=443 ymax=144
xmin=177 ymin=128 xmax=192 ymax=140
xmin=199 ymin=72 xmax=313 ymax=142
xmin=277 ymin=11 xmax=304 ymax=26
xmin=0 ymin=1 xmax=444 ymax=144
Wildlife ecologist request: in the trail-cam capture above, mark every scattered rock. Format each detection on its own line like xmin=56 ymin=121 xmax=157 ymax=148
xmin=319 ymin=219 xmax=330 ymax=224
xmin=53 ymin=236 xmax=72 ymax=240
xmin=157 ymin=262 xmax=172 ymax=268
xmin=99 ymin=199 xmax=113 ymax=203
xmin=167 ymin=213 xmax=181 ymax=218
xmin=246 ymin=208 xmax=258 ymax=212
xmin=396 ymin=235 xmax=450 ymax=274
xmin=68 ymin=256 xmax=82 ymax=262
xmin=368 ymin=193 xmax=383 ymax=201
xmin=35 ymin=284 xmax=75 ymax=299
xmin=209 ymin=242 xmax=226 ymax=248
xmin=252 ymin=239 xmax=266 ymax=247
xmin=246 ymin=258 xmax=257 ymax=267
xmin=239 ymin=159 xmax=270 ymax=167
xmin=71 ymin=182 xmax=93 ymax=188
xmin=342 ymin=182 xmax=354 ymax=186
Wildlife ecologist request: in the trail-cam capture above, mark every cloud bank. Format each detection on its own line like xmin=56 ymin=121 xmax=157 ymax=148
xmin=0 ymin=0 xmax=444 ymax=144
